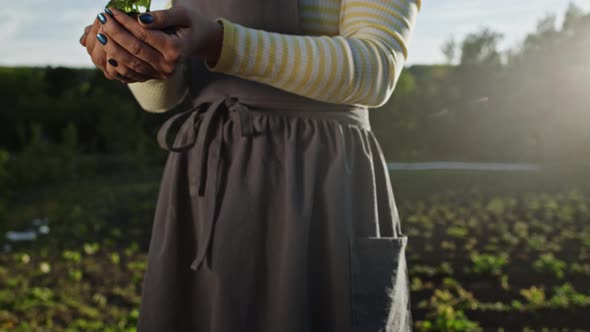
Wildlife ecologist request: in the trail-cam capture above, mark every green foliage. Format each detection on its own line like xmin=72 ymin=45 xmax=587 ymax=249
xmin=0 ymin=174 xmax=154 ymax=330
xmin=398 ymin=185 xmax=590 ymax=328
xmin=459 ymin=28 xmax=504 ymax=67
xmin=372 ymin=8 xmax=590 ymax=163
xmin=570 ymin=262 xmax=590 ymax=276
xmin=417 ymin=306 xmax=482 ymax=332
xmin=6 ymin=123 xmax=79 ymax=187
xmin=0 ymin=149 xmax=9 ymax=222
xmin=548 ymin=283 xmax=590 ymax=308
xmin=0 ymin=67 xmax=164 ymax=157
xmin=446 ymin=225 xmax=468 ymax=239
xmin=466 ymin=252 xmax=508 ymax=277
xmin=1 ymin=169 xmax=590 ymax=330
xmin=520 ymin=286 xmax=546 ymax=308
xmin=514 ymin=283 xmax=590 ymax=310
xmin=106 ymin=0 xmax=151 ymax=14
xmin=533 ymin=253 xmax=567 ymax=279
xmin=416 ymin=279 xmax=482 ymax=331
xmin=0 ymin=249 xmax=145 ymax=330
xmin=0 ymin=149 xmax=8 ymax=187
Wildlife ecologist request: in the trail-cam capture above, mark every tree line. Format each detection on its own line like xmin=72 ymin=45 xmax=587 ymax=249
xmin=0 ymin=4 xmax=588 ymax=166
xmin=372 ymin=3 xmax=590 ymax=164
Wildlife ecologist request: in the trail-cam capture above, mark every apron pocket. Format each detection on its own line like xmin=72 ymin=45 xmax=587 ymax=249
xmin=351 ymin=235 xmax=411 ymax=332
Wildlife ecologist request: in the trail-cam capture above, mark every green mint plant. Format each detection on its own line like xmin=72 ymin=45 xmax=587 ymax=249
xmin=106 ymin=0 xmax=151 ymax=15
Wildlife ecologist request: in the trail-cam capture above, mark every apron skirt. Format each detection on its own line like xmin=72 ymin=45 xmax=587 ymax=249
xmin=136 ymin=77 xmax=412 ymax=332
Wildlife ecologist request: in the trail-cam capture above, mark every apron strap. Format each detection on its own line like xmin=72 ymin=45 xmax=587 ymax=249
xmin=156 ymin=95 xmax=257 ymax=272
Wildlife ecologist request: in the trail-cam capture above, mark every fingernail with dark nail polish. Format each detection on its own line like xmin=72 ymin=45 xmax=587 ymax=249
xmin=108 ymin=59 xmax=118 ymax=67
xmin=139 ymin=13 xmax=153 ymax=24
xmin=104 ymin=8 xmax=114 ymax=17
xmin=97 ymin=33 xmax=107 ymax=45
xmin=97 ymin=13 xmax=107 ymax=24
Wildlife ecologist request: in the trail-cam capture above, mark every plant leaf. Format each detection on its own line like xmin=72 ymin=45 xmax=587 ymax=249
xmin=106 ymin=0 xmax=151 ymax=14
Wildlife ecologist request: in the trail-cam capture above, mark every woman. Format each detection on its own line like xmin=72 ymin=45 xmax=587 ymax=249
xmin=80 ymin=0 xmax=420 ymax=330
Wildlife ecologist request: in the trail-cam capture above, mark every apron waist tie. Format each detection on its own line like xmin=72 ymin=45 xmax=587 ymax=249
xmin=156 ymin=95 xmax=255 ymax=272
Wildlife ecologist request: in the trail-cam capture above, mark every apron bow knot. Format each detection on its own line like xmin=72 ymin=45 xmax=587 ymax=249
xmin=156 ymin=95 xmax=256 ymax=271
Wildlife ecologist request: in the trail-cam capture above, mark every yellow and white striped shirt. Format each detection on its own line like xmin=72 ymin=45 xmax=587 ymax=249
xmin=128 ymin=0 xmax=421 ymax=111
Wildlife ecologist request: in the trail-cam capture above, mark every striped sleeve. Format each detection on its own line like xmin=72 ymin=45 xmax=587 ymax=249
xmin=206 ymin=0 xmax=420 ymax=108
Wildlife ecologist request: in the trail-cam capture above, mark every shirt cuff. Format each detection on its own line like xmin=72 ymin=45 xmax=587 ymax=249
xmin=205 ymin=18 xmax=238 ymax=73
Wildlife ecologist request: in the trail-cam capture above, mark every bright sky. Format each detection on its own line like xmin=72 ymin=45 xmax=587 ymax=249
xmin=0 ymin=0 xmax=588 ymax=67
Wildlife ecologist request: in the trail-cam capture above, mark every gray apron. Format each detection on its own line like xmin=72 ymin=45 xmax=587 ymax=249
xmin=136 ymin=0 xmax=412 ymax=331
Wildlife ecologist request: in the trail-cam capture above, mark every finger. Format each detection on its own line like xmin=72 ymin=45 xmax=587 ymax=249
xmin=85 ymin=21 xmax=101 ymax=55
xmin=85 ymin=19 xmax=100 ymax=44
xmin=105 ymin=8 xmax=176 ymax=63
xmin=104 ymin=58 xmax=119 ymax=80
xmin=91 ymin=47 xmax=115 ymax=80
xmin=106 ymin=57 xmax=153 ymax=83
xmin=85 ymin=35 xmax=96 ymax=56
xmin=136 ymin=6 xmax=192 ymax=29
xmin=97 ymin=25 xmax=161 ymax=78
xmin=98 ymin=10 xmax=172 ymax=74
xmin=116 ymin=74 xmax=131 ymax=84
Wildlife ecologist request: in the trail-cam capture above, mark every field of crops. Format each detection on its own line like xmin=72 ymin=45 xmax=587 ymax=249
xmin=402 ymin=191 xmax=590 ymax=330
xmin=1 ymin=165 xmax=589 ymax=331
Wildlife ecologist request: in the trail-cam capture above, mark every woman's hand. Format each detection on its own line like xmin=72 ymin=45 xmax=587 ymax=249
xmin=124 ymin=4 xmax=223 ymax=64
xmin=80 ymin=16 xmax=147 ymax=83
xmin=80 ymin=18 xmax=127 ymax=83
xmin=82 ymin=10 xmax=170 ymax=83
xmin=87 ymin=5 xmax=222 ymax=83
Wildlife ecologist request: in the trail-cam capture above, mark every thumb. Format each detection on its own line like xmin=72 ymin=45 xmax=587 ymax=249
xmin=138 ymin=6 xmax=191 ymax=29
